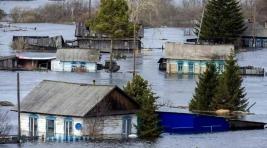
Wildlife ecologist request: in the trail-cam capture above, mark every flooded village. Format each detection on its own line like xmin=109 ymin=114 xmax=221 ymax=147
xmin=1 ymin=0 xmax=267 ymax=148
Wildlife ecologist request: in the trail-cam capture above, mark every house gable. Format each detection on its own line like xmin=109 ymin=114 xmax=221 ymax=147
xmin=85 ymin=87 xmax=139 ymax=117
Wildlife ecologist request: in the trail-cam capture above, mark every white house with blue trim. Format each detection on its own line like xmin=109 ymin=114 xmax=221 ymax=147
xmin=51 ymin=48 xmax=100 ymax=72
xmin=165 ymin=43 xmax=233 ymax=74
xmin=15 ymin=80 xmax=140 ymax=140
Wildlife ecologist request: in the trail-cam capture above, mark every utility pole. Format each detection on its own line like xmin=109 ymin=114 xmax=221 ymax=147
xmin=197 ymin=2 xmax=206 ymax=44
xmin=133 ymin=23 xmax=136 ymax=77
xmin=253 ymin=1 xmax=256 ymax=48
xmin=17 ymin=73 xmax=21 ymax=143
xmin=89 ymin=0 xmax=92 ymax=19
xmin=132 ymin=0 xmax=139 ymax=78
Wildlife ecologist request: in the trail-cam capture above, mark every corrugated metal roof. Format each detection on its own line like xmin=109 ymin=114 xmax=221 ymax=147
xmin=18 ymin=80 xmax=116 ymax=117
xmin=165 ymin=43 xmax=233 ymax=60
xmin=56 ymin=48 xmax=100 ymax=62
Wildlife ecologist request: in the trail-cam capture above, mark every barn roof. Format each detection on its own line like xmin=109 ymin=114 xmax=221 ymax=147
xmin=16 ymin=80 xmax=137 ymax=117
xmin=56 ymin=48 xmax=100 ymax=62
xmin=165 ymin=42 xmax=233 ymax=61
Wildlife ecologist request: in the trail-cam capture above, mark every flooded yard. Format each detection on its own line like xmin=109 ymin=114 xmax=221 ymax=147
xmin=0 ymin=21 xmax=267 ymax=148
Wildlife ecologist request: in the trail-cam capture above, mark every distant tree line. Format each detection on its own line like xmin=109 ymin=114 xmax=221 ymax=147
xmin=7 ymin=0 xmax=267 ymax=28
xmin=242 ymin=0 xmax=267 ymax=25
xmin=10 ymin=1 xmax=98 ymax=23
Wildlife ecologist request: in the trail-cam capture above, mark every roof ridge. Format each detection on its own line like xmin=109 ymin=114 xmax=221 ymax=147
xmin=42 ymin=80 xmax=116 ymax=87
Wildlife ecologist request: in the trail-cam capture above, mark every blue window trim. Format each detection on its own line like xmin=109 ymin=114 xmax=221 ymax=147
xmin=188 ymin=61 xmax=194 ymax=73
xmin=64 ymin=117 xmax=73 ymax=122
xmin=29 ymin=114 xmax=39 ymax=136
xmin=46 ymin=115 xmax=56 ymax=120
xmin=29 ymin=114 xmax=39 ymax=119
xmin=46 ymin=116 xmax=56 ymax=138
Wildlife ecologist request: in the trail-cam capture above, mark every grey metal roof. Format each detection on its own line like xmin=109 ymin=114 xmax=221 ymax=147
xmin=165 ymin=42 xmax=233 ymax=60
xmin=56 ymin=48 xmax=100 ymax=62
xmin=18 ymin=80 xmax=117 ymax=117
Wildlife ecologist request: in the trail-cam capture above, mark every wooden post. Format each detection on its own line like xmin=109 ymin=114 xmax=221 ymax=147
xmin=17 ymin=73 xmax=21 ymax=143
xmin=89 ymin=0 xmax=92 ymax=19
xmin=133 ymin=24 xmax=136 ymax=78
xmin=109 ymin=39 xmax=113 ymax=74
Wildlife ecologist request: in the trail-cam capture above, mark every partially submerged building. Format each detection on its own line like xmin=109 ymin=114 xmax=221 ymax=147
xmin=15 ymin=80 xmax=140 ymax=140
xmin=12 ymin=36 xmax=64 ymax=50
xmin=241 ymin=20 xmax=267 ymax=48
xmin=164 ymin=43 xmax=233 ymax=74
xmin=0 ymin=55 xmax=17 ymax=70
xmin=16 ymin=52 xmax=56 ymax=70
xmin=51 ymin=48 xmax=100 ymax=72
xmin=75 ymin=22 xmax=143 ymax=52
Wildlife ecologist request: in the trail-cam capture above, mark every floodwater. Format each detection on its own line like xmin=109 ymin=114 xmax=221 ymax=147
xmin=0 ymin=23 xmax=267 ymax=148
xmin=1 ymin=2 xmax=267 ymax=147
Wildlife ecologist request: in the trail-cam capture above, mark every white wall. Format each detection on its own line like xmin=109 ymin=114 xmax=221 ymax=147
xmin=51 ymin=60 xmax=97 ymax=72
xmin=20 ymin=113 xmax=137 ymax=139
xmin=20 ymin=113 xmax=83 ymax=138
xmin=102 ymin=114 xmax=137 ymax=135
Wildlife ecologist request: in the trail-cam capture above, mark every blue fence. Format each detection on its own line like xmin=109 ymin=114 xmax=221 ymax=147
xmin=157 ymin=112 xmax=229 ymax=134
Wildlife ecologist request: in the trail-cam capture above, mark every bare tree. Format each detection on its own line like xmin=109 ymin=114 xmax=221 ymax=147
xmin=0 ymin=109 xmax=12 ymax=136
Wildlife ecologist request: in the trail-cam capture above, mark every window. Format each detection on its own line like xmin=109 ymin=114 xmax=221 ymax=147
xmin=263 ymin=39 xmax=267 ymax=48
xmin=218 ymin=64 xmax=224 ymax=73
xmin=178 ymin=62 xmax=183 ymax=73
xmin=29 ymin=115 xmax=38 ymax=137
xmin=188 ymin=62 xmax=194 ymax=74
xmin=64 ymin=118 xmax=73 ymax=140
xmin=122 ymin=116 xmax=132 ymax=137
xmin=46 ymin=117 xmax=56 ymax=138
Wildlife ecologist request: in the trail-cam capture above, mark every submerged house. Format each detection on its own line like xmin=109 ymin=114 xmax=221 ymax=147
xmin=75 ymin=22 xmax=144 ymax=52
xmin=164 ymin=43 xmax=233 ymax=74
xmin=16 ymin=80 xmax=140 ymax=140
xmin=12 ymin=36 xmax=64 ymax=51
xmin=16 ymin=52 xmax=56 ymax=70
xmin=241 ymin=20 xmax=267 ymax=48
xmin=51 ymin=48 xmax=100 ymax=72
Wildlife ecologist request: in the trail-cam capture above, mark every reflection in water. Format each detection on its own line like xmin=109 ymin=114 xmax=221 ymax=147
xmin=165 ymin=74 xmax=198 ymax=80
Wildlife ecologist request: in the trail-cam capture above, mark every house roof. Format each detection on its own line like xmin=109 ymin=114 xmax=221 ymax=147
xmin=16 ymin=80 xmax=137 ymax=117
xmin=16 ymin=52 xmax=56 ymax=60
xmin=242 ymin=21 xmax=267 ymax=38
xmin=56 ymin=48 xmax=100 ymax=62
xmin=165 ymin=42 xmax=233 ymax=60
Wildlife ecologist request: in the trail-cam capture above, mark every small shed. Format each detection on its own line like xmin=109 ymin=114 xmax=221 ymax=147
xmin=16 ymin=52 xmax=56 ymax=70
xmin=12 ymin=36 xmax=64 ymax=50
xmin=51 ymin=48 xmax=100 ymax=72
xmin=75 ymin=22 xmax=143 ymax=52
xmin=164 ymin=43 xmax=233 ymax=74
xmin=14 ymin=80 xmax=140 ymax=140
